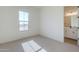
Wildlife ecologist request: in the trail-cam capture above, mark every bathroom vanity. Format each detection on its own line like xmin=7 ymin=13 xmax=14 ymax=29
xmin=64 ymin=27 xmax=78 ymax=40
xmin=64 ymin=15 xmax=79 ymax=39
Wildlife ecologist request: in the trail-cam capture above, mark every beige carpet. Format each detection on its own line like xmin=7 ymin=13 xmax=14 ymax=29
xmin=0 ymin=36 xmax=79 ymax=52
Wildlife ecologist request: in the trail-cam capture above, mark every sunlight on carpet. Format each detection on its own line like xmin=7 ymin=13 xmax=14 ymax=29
xmin=22 ymin=40 xmax=47 ymax=52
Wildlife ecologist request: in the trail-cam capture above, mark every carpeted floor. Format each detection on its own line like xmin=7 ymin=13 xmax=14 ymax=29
xmin=0 ymin=36 xmax=79 ymax=52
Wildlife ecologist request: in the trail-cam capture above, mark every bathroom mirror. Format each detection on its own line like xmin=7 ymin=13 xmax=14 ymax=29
xmin=71 ymin=15 xmax=79 ymax=28
xmin=64 ymin=6 xmax=79 ymax=28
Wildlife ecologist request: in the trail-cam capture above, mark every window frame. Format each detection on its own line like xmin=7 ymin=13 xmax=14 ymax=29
xmin=19 ymin=11 xmax=29 ymax=32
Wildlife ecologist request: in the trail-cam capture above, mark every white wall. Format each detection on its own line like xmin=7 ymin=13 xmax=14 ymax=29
xmin=0 ymin=6 xmax=64 ymax=44
xmin=0 ymin=6 xmax=40 ymax=43
xmin=40 ymin=7 xmax=64 ymax=42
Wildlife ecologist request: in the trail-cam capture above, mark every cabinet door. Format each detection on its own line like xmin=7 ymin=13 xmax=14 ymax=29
xmin=70 ymin=28 xmax=77 ymax=39
xmin=66 ymin=28 xmax=73 ymax=38
xmin=64 ymin=27 xmax=77 ymax=39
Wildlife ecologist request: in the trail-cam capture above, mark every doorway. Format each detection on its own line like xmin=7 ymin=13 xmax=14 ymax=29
xmin=64 ymin=6 xmax=78 ymax=45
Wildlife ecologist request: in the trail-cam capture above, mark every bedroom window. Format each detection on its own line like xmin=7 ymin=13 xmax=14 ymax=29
xmin=19 ymin=11 xmax=29 ymax=31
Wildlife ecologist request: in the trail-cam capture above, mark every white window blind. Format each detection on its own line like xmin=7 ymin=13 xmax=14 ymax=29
xmin=19 ymin=11 xmax=29 ymax=31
